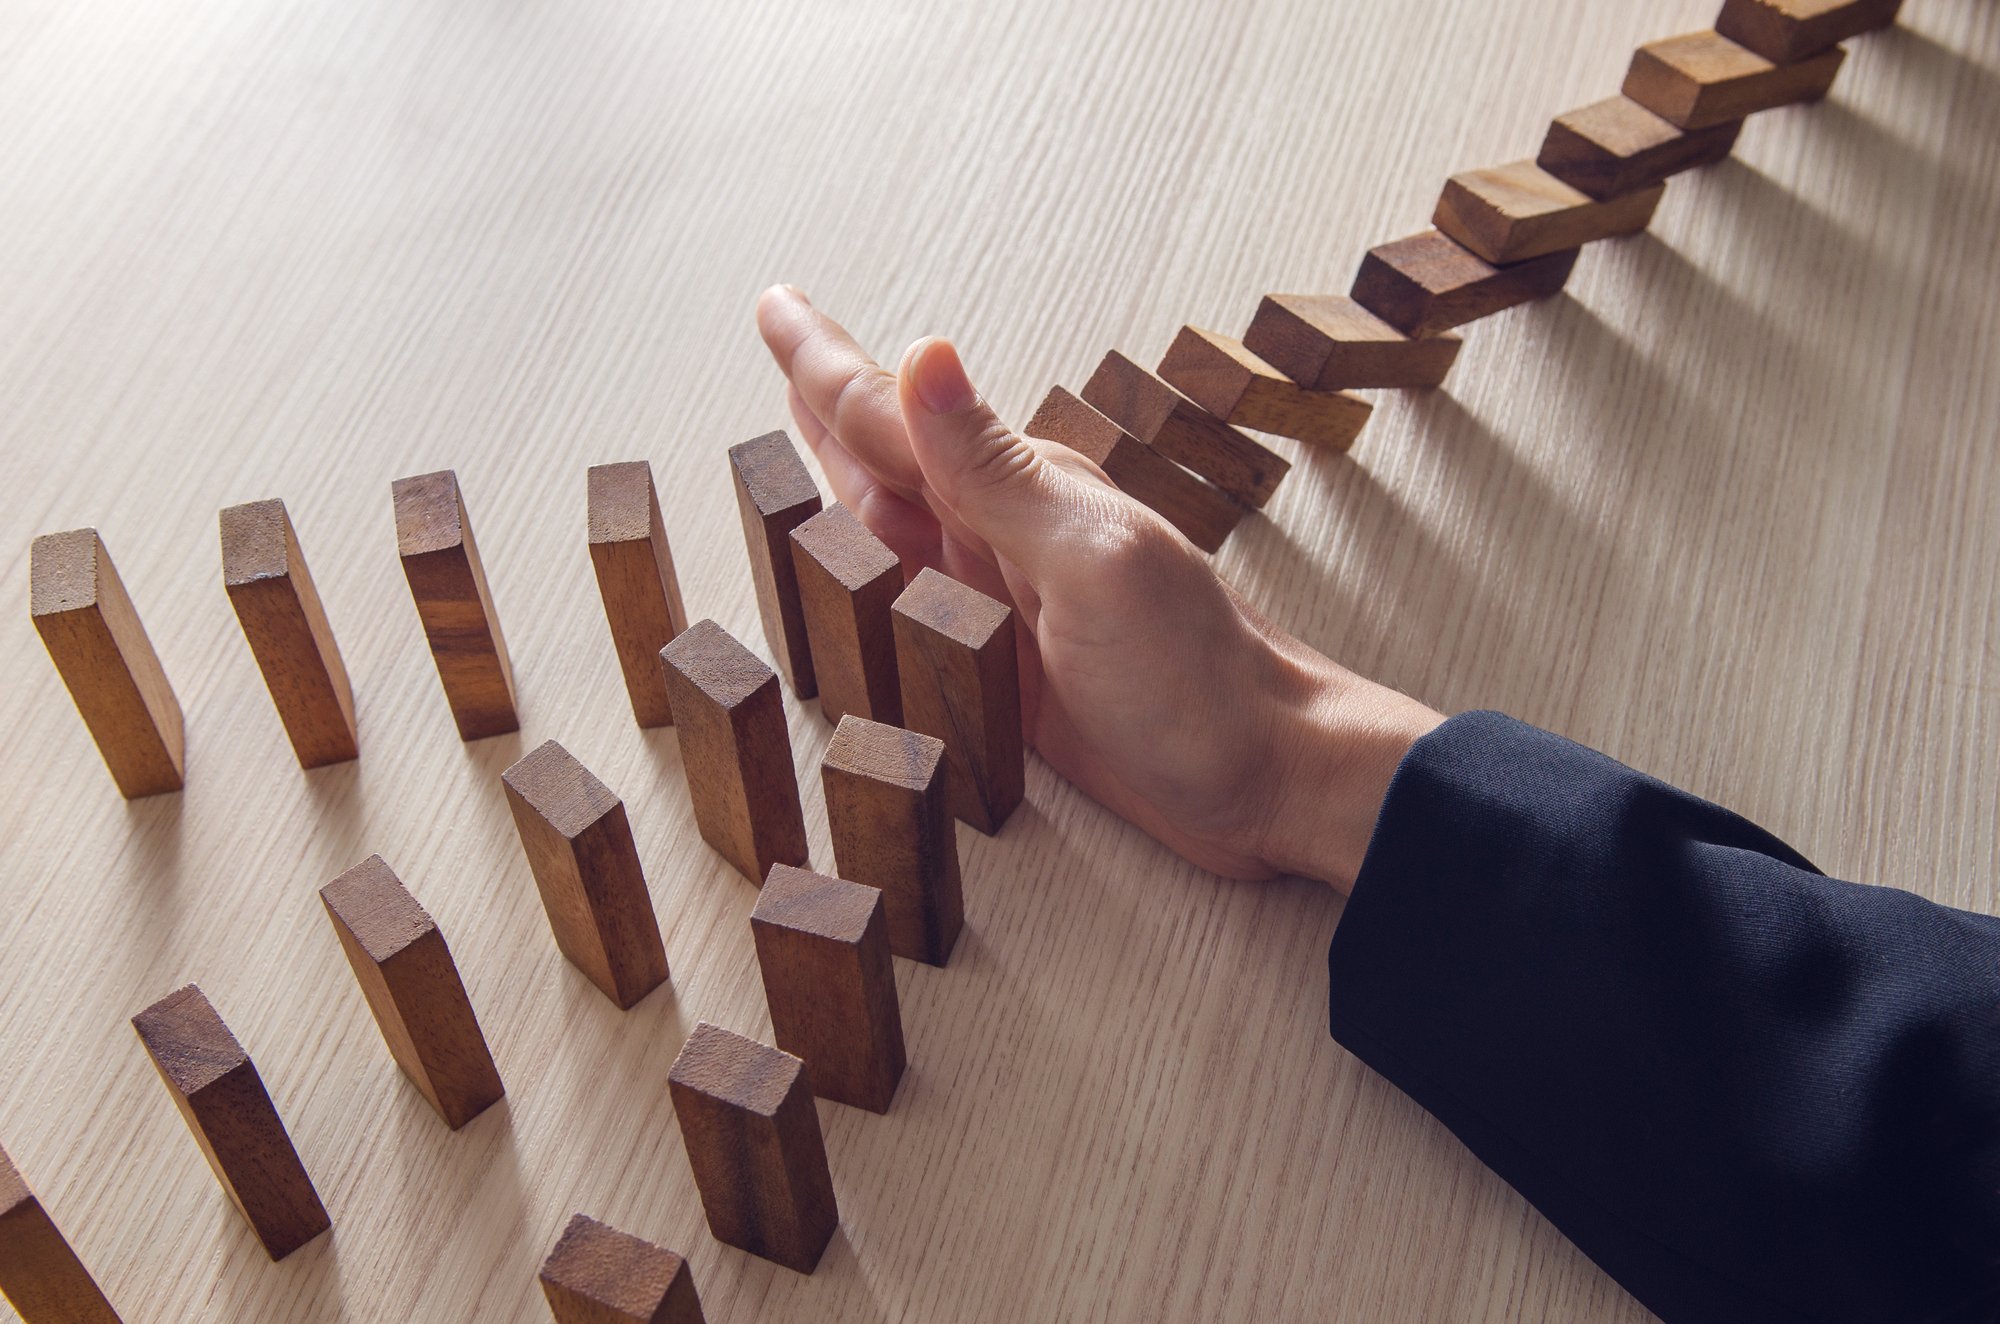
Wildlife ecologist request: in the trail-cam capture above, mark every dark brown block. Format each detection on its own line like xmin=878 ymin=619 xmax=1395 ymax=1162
xmin=30 ymin=529 xmax=184 ymax=798
xmin=1537 ymin=96 xmax=1743 ymax=200
xmin=1434 ymin=161 xmax=1665 ymax=264
xmin=131 ymin=986 xmax=329 ymax=1260
xmin=1623 ymin=31 xmax=1845 ymax=131
xmin=501 ymin=741 xmax=670 ymax=1009
xmin=1080 ymin=351 xmax=1287 ymax=508
xmin=392 ymin=470 xmax=519 ymax=741
xmin=1157 ymin=328 xmax=1374 ymax=451
xmin=891 ymin=569 xmax=1023 ymax=835
xmin=789 ymin=504 xmax=903 ymax=727
xmin=1351 ymin=231 xmax=1579 ymax=337
xmin=667 ymin=1023 xmax=837 ymax=1275
xmin=821 ymin=716 xmax=962 ymax=967
xmin=752 ymin=865 xmax=906 ymax=1113
xmin=588 ymin=462 xmax=690 ymax=729
xmin=539 ymin=1213 xmax=705 ymax=1324
xmin=729 ymin=432 xmax=823 ymax=700
xmin=659 ymin=621 xmax=809 ymax=884
xmin=1024 ymin=387 xmax=1244 ymax=554
xmin=1717 ymin=0 xmax=1901 ymax=63
xmin=1243 ymin=294 xmax=1461 ymax=391
xmin=320 ymin=854 xmax=504 ymax=1129
xmin=0 ymin=1144 xmax=121 ymax=1323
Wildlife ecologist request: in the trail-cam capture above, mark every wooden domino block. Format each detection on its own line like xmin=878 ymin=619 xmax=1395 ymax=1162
xmin=30 ymin=529 xmax=184 ymax=798
xmin=1623 ymin=31 xmax=1845 ymax=131
xmin=501 ymin=741 xmax=670 ymax=1009
xmin=1243 ymin=294 xmax=1460 ymax=391
xmin=891 ymin=568 xmax=1023 ymax=835
xmin=320 ymin=854 xmax=504 ymax=1129
xmin=1157 ymin=327 xmax=1374 ymax=451
xmin=392 ymin=470 xmax=519 ymax=741
xmin=752 ymin=865 xmax=906 ymax=1114
xmin=821 ymin=716 xmax=962 ymax=966
xmin=539 ymin=1213 xmax=705 ymax=1324
xmin=131 ymin=986 xmax=329 ymax=1260
xmin=1351 ymin=230 xmax=1579 ymax=338
xmin=659 ymin=620 xmax=809 ymax=884
xmin=0 ymin=1144 xmax=121 ymax=1324
xmin=1537 ymin=96 xmax=1743 ymax=201
xmin=220 ymin=499 xmax=358 ymax=769
xmin=667 ymin=1023 xmax=837 ymax=1275
xmin=1080 ymin=351 xmax=1288 ymax=508
xmin=729 ymin=432 xmax=823 ymax=700
xmin=588 ymin=462 xmax=690 ymax=729
xmin=1717 ymin=0 xmax=1902 ymax=64
xmin=789 ymin=504 xmax=903 ymax=727
xmin=1024 ymin=387 xmax=1244 ymax=554
xmin=1434 ymin=161 xmax=1666 ymax=265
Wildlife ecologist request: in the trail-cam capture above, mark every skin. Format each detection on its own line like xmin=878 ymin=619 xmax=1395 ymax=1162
xmin=757 ymin=286 xmax=1443 ymax=892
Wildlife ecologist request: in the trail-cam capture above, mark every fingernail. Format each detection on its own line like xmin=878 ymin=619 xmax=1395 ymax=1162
xmin=783 ymin=284 xmax=811 ymax=306
xmin=910 ymin=338 xmax=979 ymax=415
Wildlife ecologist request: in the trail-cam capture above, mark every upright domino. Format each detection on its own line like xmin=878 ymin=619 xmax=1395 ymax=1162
xmin=1243 ymin=295 xmax=1462 ymax=391
xmin=539 ymin=1213 xmax=705 ymax=1324
xmin=789 ymin=504 xmax=903 ymax=726
xmin=821 ymin=716 xmax=963 ymax=966
xmin=391 ymin=470 xmax=519 ymax=741
xmin=588 ymin=462 xmax=690 ymax=729
xmin=891 ymin=568 xmax=1023 ymax=834
xmin=728 ymin=431 xmax=823 ymax=699
xmin=1081 ymin=351 xmax=1289 ymax=508
xmin=1537 ymin=97 xmax=1743 ymax=201
xmin=1622 ymin=31 xmax=1845 ymax=131
xmin=1157 ymin=328 xmax=1374 ymax=451
xmin=1716 ymin=0 xmax=1902 ymax=64
xmin=0 ymin=1144 xmax=121 ymax=1323
xmin=1433 ymin=161 xmax=1665 ymax=265
xmin=1024 ymin=387 xmax=1244 ymax=554
xmin=1351 ymin=231 xmax=1579 ymax=338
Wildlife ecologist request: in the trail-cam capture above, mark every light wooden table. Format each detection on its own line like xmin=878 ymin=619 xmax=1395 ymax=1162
xmin=3 ymin=0 xmax=1995 ymax=1319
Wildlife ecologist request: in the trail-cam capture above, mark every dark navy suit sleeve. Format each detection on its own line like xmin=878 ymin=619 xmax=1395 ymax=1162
xmin=1329 ymin=711 xmax=2000 ymax=1323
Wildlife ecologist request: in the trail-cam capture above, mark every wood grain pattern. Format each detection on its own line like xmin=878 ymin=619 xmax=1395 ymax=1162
xmin=1352 ymin=230 xmax=1581 ymax=337
xmin=1434 ymin=162 xmax=1666 ymax=265
xmin=1158 ymin=326 xmax=1376 ymax=451
xmin=539 ymin=1213 xmax=705 ymax=1324
xmin=1081 ymin=350 xmax=1288 ymax=508
xmin=891 ymin=568 xmax=1024 ymax=835
xmin=587 ymin=462 xmax=690 ymax=730
xmin=1243 ymin=294 xmax=1463 ymax=391
xmin=392 ymin=470 xmax=520 ymax=741
xmin=1624 ymin=30 xmax=1847 ymax=130
xmin=1717 ymin=0 xmax=1905 ymax=63
xmin=821 ymin=716 xmax=964 ymax=967
xmin=1537 ymin=97 xmax=1744 ymax=201
xmin=728 ymin=433 xmax=823 ymax=700
xmin=788 ymin=505 xmax=905 ymax=727
xmin=0 ymin=1144 xmax=121 ymax=1324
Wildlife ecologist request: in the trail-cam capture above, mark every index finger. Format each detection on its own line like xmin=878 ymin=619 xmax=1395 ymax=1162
xmin=756 ymin=286 xmax=926 ymax=502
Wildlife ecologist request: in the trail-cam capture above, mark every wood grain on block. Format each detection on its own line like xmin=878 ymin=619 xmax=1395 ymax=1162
xmin=752 ymin=865 xmax=906 ymax=1113
xmin=1023 ymin=387 xmax=1243 ymax=554
xmin=891 ymin=569 xmax=1023 ymax=835
xmin=789 ymin=504 xmax=903 ymax=726
xmin=728 ymin=431 xmax=822 ymax=700
xmin=659 ymin=621 xmax=809 ymax=884
xmin=501 ymin=740 xmax=669 ymax=1009
xmin=666 ymin=1024 xmax=837 ymax=1275
xmin=1080 ymin=351 xmax=1286 ymax=508
xmin=588 ymin=462 xmax=689 ymax=729
xmin=1622 ymin=31 xmax=1845 ymax=130
xmin=539 ymin=1213 xmax=705 ymax=1324
xmin=220 ymin=499 xmax=358 ymax=769
xmin=1433 ymin=161 xmax=1665 ymax=265
xmin=320 ymin=854 xmax=503 ymax=1129
xmin=821 ymin=716 xmax=963 ymax=966
xmin=1158 ymin=327 xmax=1374 ymax=452
xmin=1717 ymin=0 xmax=1902 ymax=63
xmin=1537 ymin=96 xmax=1743 ymax=200
xmin=1351 ymin=231 xmax=1579 ymax=337
xmin=391 ymin=470 xmax=518 ymax=741
xmin=130 ymin=986 xmax=329 ymax=1260
xmin=30 ymin=529 xmax=184 ymax=798
xmin=0 ymin=1144 xmax=122 ymax=1324
xmin=1243 ymin=294 xmax=1461 ymax=391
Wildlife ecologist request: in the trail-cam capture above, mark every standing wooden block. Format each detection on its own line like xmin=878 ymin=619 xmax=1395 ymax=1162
xmin=320 ymin=854 xmax=504 ymax=1129
xmin=29 ymin=529 xmax=184 ymax=798
xmin=892 ymin=568 xmax=1023 ymax=835
xmin=1433 ymin=161 xmax=1666 ymax=265
xmin=752 ymin=865 xmax=907 ymax=1114
xmin=1024 ymin=387 xmax=1244 ymax=554
xmin=789 ymin=504 xmax=903 ymax=727
xmin=1351 ymin=231 xmax=1579 ymax=338
xmin=0 ymin=1144 xmax=121 ymax=1324
xmin=1080 ymin=351 xmax=1287 ymax=508
xmin=1157 ymin=327 xmax=1374 ymax=451
xmin=392 ymin=470 xmax=519 ymax=741
xmin=821 ymin=716 xmax=963 ymax=966
xmin=501 ymin=741 xmax=670 ymax=1009
xmin=588 ymin=462 xmax=690 ymax=729
xmin=1717 ymin=0 xmax=1902 ymax=64
xmin=667 ymin=1023 xmax=837 ymax=1275
xmin=1622 ymin=31 xmax=1845 ymax=131
xmin=728 ymin=432 xmax=822 ymax=700
xmin=130 ymin=986 xmax=329 ymax=1260
xmin=659 ymin=621 xmax=809 ymax=884
xmin=539 ymin=1213 xmax=705 ymax=1324
xmin=1537 ymin=97 xmax=1743 ymax=201
xmin=1243 ymin=294 xmax=1460 ymax=391
xmin=220 ymin=499 xmax=358 ymax=769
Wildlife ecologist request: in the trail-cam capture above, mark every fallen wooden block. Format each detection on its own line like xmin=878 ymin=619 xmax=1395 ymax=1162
xmin=1243 ymin=294 xmax=1461 ymax=391
xmin=501 ymin=740 xmax=670 ymax=1009
xmin=1158 ymin=327 xmax=1374 ymax=451
xmin=1434 ymin=161 xmax=1666 ymax=265
xmin=30 ymin=529 xmax=184 ymax=798
xmin=659 ymin=620 xmax=809 ymax=884
xmin=821 ymin=716 xmax=963 ymax=966
xmin=1351 ymin=230 xmax=1579 ymax=338
xmin=752 ymin=865 xmax=906 ymax=1113
xmin=1623 ymin=30 xmax=1845 ymax=131
xmin=892 ymin=568 xmax=1023 ymax=835
xmin=130 ymin=985 xmax=329 ymax=1260
xmin=320 ymin=854 xmax=504 ymax=1129
xmin=1717 ymin=0 xmax=1901 ymax=64
xmin=1024 ymin=387 xmax=1244 ymax=554
xmin=789 ymin=504 xmax=903 ymax=726
xmin=1537 ymin=96 xmax=1743 ymax=201
xmin=1081 ymin=351 xmax=1288 ymax=508
xmin=667 ymin=1023 xmax=837 ymax=1275
xmin=0 ymin=1144 xmax=122 ymax=1324
xmin=392 ymin=470 xmax=519 ymax=741
xmin=588 ymin=461 xmax=690 ymax=729
xmin=729 ymin=431 xmax=824 ymax=700
xmin=539 ymin=1213 xmax=705 ymax=1324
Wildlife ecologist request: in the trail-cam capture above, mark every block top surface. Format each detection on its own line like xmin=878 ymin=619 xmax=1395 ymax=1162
xmin=0 ymin=1143 xmax=32 ymax=1216
xmin=586 ymin=461 xmax=658 ymax=546
xmin=28 ymin=528 xmax=107 ymax=616
xmin=540 ymin=1212 xmax=686 ymax=1315
xmin=668 ymin=1022 xmax=803 ymax=1117
xmin=502 ymin=739 xmax=622 ymax=838
xmin=391 ymin=469 xmax=468 ymax=557
xmin=220 ymin=498 xmax=296 ymax=586
xmin=1080 ymin=350 xmax=1180 ymax=437
xmin=893 ymin=567 xmax=1010 ymax=650
xmin=729 ymin=430 xmax=820 ymax=515
xmin=1370 ymin=230 xmax=1497 ymax=285
xmin=132 ymin=984 xmax=248 ymax=1095
xmin=1641 ymin=29 xmax=1771 ymax=79
xmin=1171 ymin=325 xmax=1274 ymax=377
xmin=661 ymin=619 xmax=775 ymax=709
xmin=1449 ymin=159 xmax=1592 ymax=217
xmin=1551 ymin=96 xmax=1682 ymax=155
xmin=321 ymin=854 xmax=436 ymax=962
xmin=753 ymin=864 xmax=882 ymax=944
xmin=1264 ymin=294 xmax=1423 ymax=346
xmin=790 ymin=503 xmax=899 ymax=590
xmin=824 ymin=715 xmax=944 ymax=791
xmin=1024 ymin=386 xmax=1128 ymax=465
